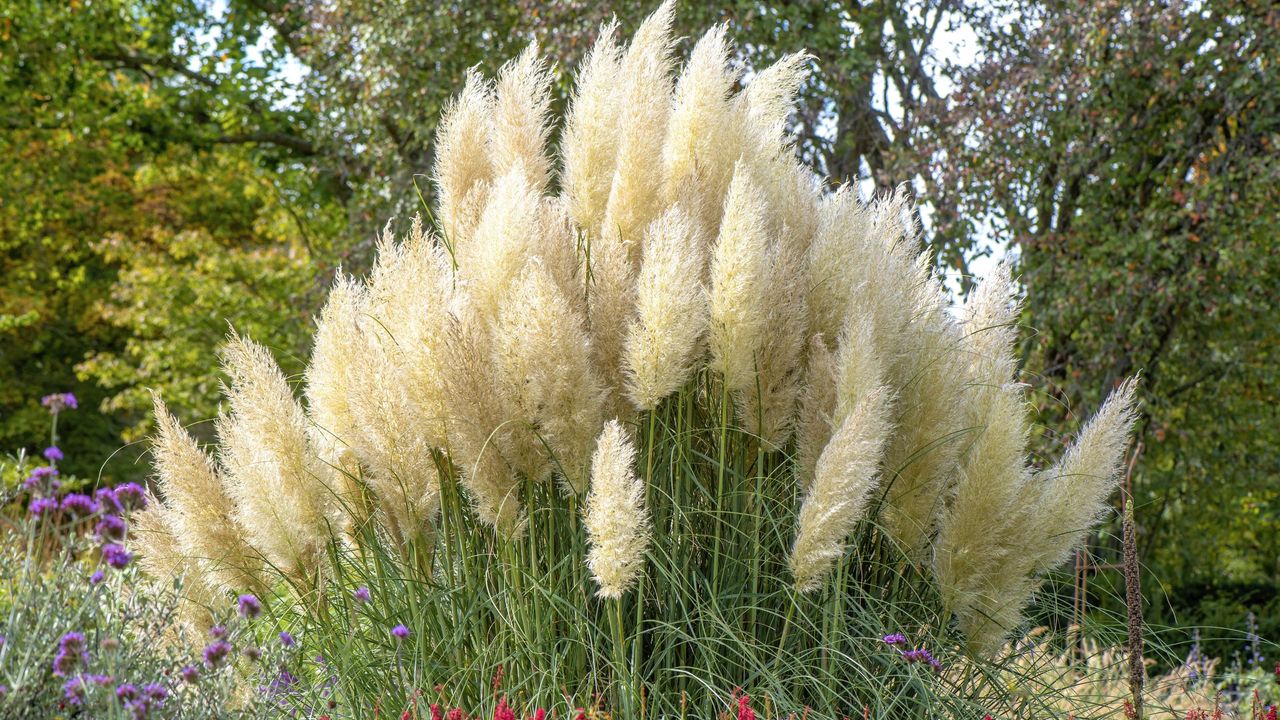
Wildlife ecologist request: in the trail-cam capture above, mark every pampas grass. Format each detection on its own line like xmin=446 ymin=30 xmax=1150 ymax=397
xmin=138 ymin=4 xmax=1141 ymax=715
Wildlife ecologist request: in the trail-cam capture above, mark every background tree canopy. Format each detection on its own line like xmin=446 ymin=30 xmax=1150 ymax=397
xmin=1 ymin=0 xmax=1275 ymax=648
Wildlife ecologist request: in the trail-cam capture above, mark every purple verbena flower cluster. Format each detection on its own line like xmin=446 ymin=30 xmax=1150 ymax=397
xmin=23 ymin=465 xmax=61 ymax=494
xmin=52 ymin=632 xmax=89 ymax=677
xmin=41 ymin=392 xmax=78 ymax=413
xmin=238 ymin=594 xmax=262 ymax=619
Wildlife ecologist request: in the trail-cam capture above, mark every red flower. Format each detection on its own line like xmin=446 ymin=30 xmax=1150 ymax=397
xmin=494 ymin=697 xmax=516 ymax=720
xmin=431 ymin=704 xmax=444 ymax=720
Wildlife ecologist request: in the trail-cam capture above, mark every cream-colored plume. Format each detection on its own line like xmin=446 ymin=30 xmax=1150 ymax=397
xmin=561 ymin=20 xmax=624 ymax=237
xmin=794 ymin=335 xmax=837 ymax=491
xmin=663 ymin=24 xmax=741 ymax=238
xmin=601 ymin=0 xmax=677 ymax=252
xmin=343 ymin=223 xmax=450 ymax=539
xmin=791 ymin=383 xmax=892 ymax=592
xmin=1026 ymin=378 xmax=1140 ymax=571
xmin=584 ymin=420 xmax=649 ymax=598
xmin=493 ymin=260 xmax=606 ymax=492
xmin=933 ymin=262 xmax=1035 ymax=651
xmin=217 ymin=332 xmax=332 ymax=577
xmin=708 ymin=163 xmax=770 ymax=395
xmin=441 ymin=307 xmax=524 ymax=530
xmin=433 ymin=68 xmax=494 ymax=248
xmin=131 ymin=500 xmax=222 ymax=636
xmin=623 ymin=206 xmax=709 ymax=410
xmin=305 ymin=273 xmax=373 ymax=535
xmin=151 ymin=394 xmax=263 ymax=594
xmin=489 ymin=44 xmax=554 ymax=194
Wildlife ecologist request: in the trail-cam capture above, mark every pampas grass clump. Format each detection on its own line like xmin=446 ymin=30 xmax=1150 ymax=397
xmin=138 ymin=2 xmax=1139 ymax=714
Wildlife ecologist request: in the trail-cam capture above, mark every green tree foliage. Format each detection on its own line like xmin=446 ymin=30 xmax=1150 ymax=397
xmin=926 ymin=0 xmax=1280 ymax=637
xmin=0 ymin=0 xmax=338 ymax=477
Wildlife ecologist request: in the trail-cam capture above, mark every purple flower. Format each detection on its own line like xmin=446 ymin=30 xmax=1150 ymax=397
xmin=102 ymin=543 xmax=133 ymax=569
xmin=112 ymin=483 xmax=147 ymax=511
xmin=60 ymin=493 xmax=99 ymax=517
xmin=264 ymin=668 xmax=300 ymax=699
xmin=89 ymin=570 xmax=106 ymax=585
xmin=96 ymin=514 xmax=127 ymax=541
xmin=42 ymin=392 xmax=78 ymax=412
xmin=900 ymin=647 xmax=940 ymax=671
xmin=279 ymin=631 xmax=295 ymax=647
xmin=23 ymin=465 xmax=59 ymax=493
xmin=237 ymin=594 xmax=262 ymax=619
xmin=28 ymin=496 xmax=58 ymax=516
xmin=44 ymin=446 xmax=64 ymax=462
xmin=180 ymin=665 xmax=200 ymax=684
xmin=63 ymin=677 xmax=87 ymax=705
xmin=208 ymin=625 xmax=228 ymax=640
xmin=353 ymin=586 xmax=371 ymax=603
xmin=203 ymin=640 xmax=233 ymax=669
xmin=143 ymin=683 xmax=167 ymax=702
xmin=116 ymin=683 xmax=140 ymax=701
xmin=391 ymin=624 xmax=410 ymax=640
xmin=0 ymin=684 xmax=6 ymax=698
xmin=52 ymin=632 xmax=89 ymax=677
xmin=242 ymin=646 xmax=261 ymax=661
xmin=882 ymin=633 xmax=907 ymax=646
xmin=96 ymin=487 xmax=123 ymax=515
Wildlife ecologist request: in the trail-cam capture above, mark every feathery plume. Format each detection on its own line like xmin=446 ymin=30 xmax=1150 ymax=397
xmin=132 ymin=500 xmax=221 ymax=636
xmin=623 ymin=206 xmax=709 ymax=410
xmin=562 ymin=19 xmax=624 ymax=237
xmin=433 ymin=69 xmax=495 ymax=248
xmin=1026 ymin=378 xmax=1140 ymax=571
xmin=708 ymin=163 xmax=770 ymax=395
xmin=441 ymin=306 xmax=524 ymax=531
xmin=490 ymin=44 xmax=554 ymax=194
xmin=493 ymin=260 xmax=606 ymax=492
xmin=463 ymin=167 xmax=546 ymax=327
xmin=305 ymin=273 xmax=372 ymax=535
xmin=795 ymin=335 xmax=837 ymax=492
xmin=217 ymin=332 xmax=331 ymax=577
xmin=600 ymin=0 xmax=678 ymax=252
xmin=791 ymin=385 xmax=893 ymax=592
xmin=344 ymin=222 xmax=451 ymax=538
xmin=933 ymin=262 xmax=1035 ymax=651
xmin=664 ymin=24 xmax=741 ymax=238
xmin=151 ymin=394 xmax=263 ymax=594
xmin=584 ymin=420 xmax=649 ymax=598
xmin=586 ymin=222 xmax=639 ymax=421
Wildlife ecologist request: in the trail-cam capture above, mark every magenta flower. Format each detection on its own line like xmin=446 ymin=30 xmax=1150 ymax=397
xmin=24 ymin=465 xmax=60 ymax=494
xmin=101 ymin=543 xmax=133 ymax=569
xmin=52 ymin=632 xmax=89 ymax=677
xmin=391 ymin=624 xmax=410 ymax=640
xmin=237 ymin=594 xmax=262 ymax=619
xmin=43 ymin=446 xmax=63 ymax=462
xmin=28 ymin=496 xmax=58 ymax=516
xmin=60 ymin=493 xmax=99 ymax=517
xmin=95 ymin=514 xmax=127 ymax=541
xmin=112 ymin=483 xmax=147 ymax=511
xmin=203 ymin=640 xmax=233 ymax=669
xmin=41 ymin=392 xmax=78 ymax=412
